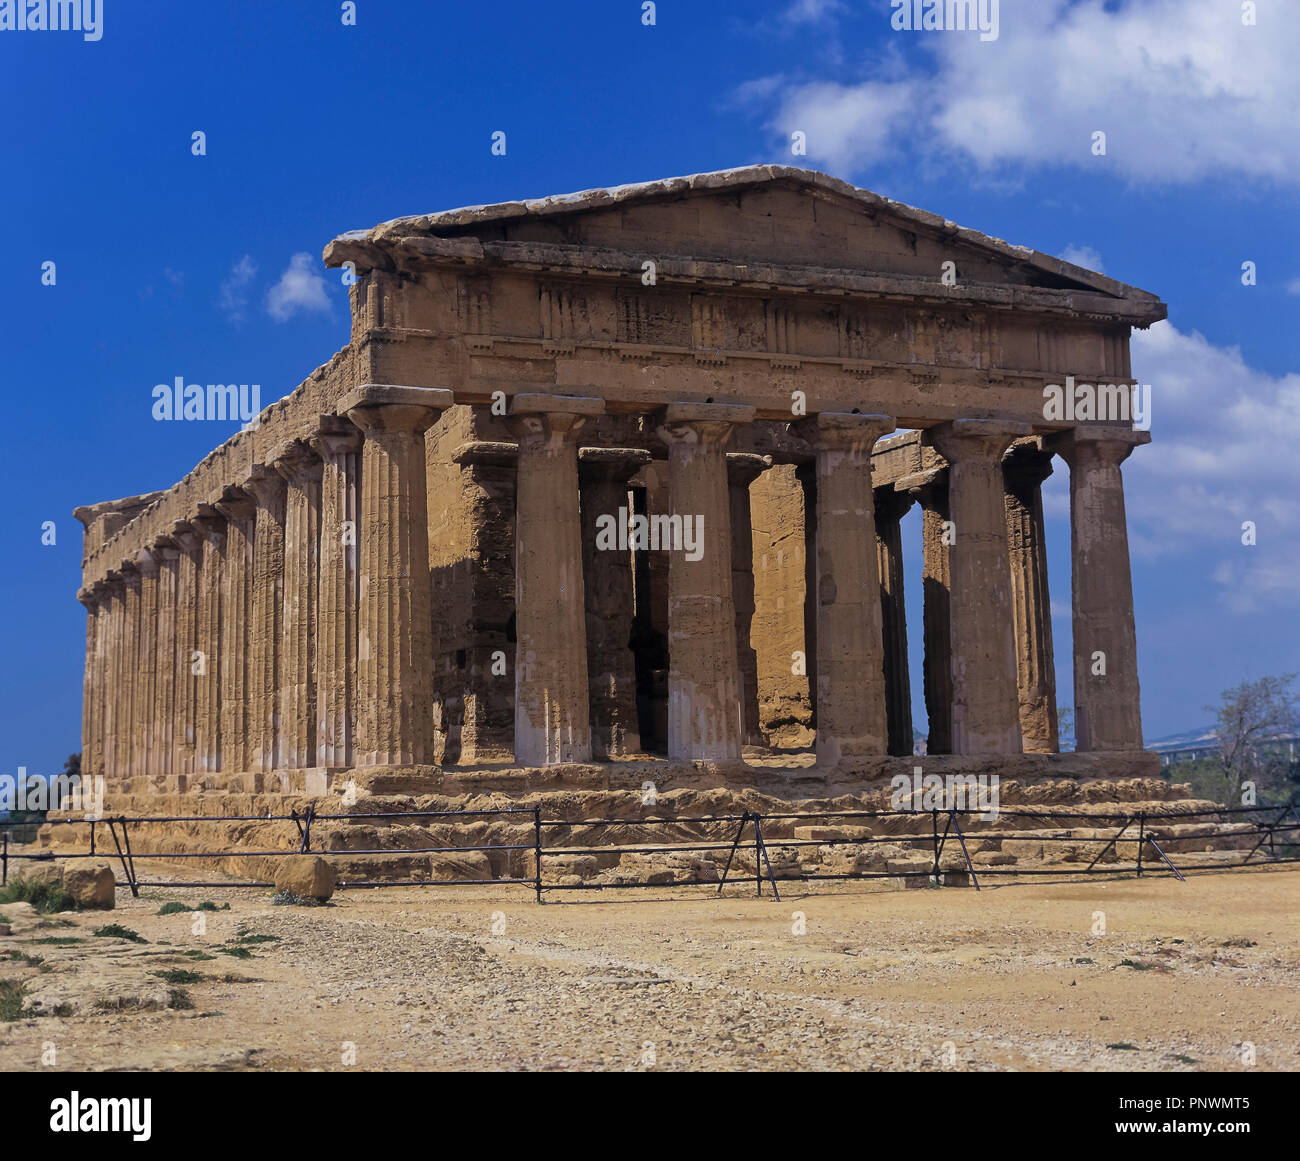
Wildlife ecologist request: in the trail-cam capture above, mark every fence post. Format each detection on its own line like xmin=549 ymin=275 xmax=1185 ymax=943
xmin=1136 ymin=812 xmax=1145 ymax=878
xmin=533 ymin=806 xmax=543 ymax=904
xmin=89 ymin=819 xmax=96 ymax=857
xmin=2 ymin=831 xmax=7 ymax=886
xmin=930 ymin=808 xmax=941 ymax=885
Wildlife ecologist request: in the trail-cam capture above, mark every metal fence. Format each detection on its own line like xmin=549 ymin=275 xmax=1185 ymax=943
xmin=2 ymin=801 xmax=1297 ymax=904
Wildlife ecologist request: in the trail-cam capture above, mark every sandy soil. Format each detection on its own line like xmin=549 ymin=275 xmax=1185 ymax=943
xmin=1 ymin=862 xmax=1296 ymax=1071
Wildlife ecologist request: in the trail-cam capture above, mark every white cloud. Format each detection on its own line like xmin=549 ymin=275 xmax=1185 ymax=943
xmin=1287 ymin=278 xmax=1300 ymax=296
xmin=266 ymin=252 xmax=331 ymax=322
xmin=1059 ymin=244 xmax=1103 ymax=274
xmin=747 ymin=0 xmax=1300 ymax=185
xmin=1122 ymin=321 xmax=1300 ymax=611
xmin=218 ymin=255 xmax=257 ymax=324
xmin=783 ymin=0 xmax=844 ymax=23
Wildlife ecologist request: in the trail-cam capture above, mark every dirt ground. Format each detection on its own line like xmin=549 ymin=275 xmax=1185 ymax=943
xmin=1 ymin=862 xmax=1297 ymax=1071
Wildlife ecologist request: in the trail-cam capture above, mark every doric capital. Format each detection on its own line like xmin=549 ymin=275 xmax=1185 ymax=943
xmin=1048 ymin=426 xmax=1151 ymax=470
xmin=791 ymin=411 xmax=895 ymax=455
xmin=725 ymin=452 xmax=773 ymax=488
xmin=192 ymin=503 xmax=228 ymax=542
xmin=309 ymin=415 xmax=364 ymax=461
xmin=134 ymin=546 xmax=160 ymax=576
xmin=578 ymin=446 xmax=652 ymax=485
xmin=656 ymin=401 xmax=756 ymax=449
xmin=924 ymin=418 xmax=1032 ymax=465
xmin=1002 ymin=437 xmax=1056 ymax=491
xmin=338 ymin=383 xmax=455 ymax=434
xmin=240 ymin=463 xmax=286 ymax=507
xmin=874 ymin=484 xmax=916 ymax=524
xmin=507 ymin=394 xmax=603 ymax=447
xmin=171 ymin=519 xmax=203 ymax=555
xmin=210 ymin=484 xmax=257 ymax=524
xmin=270 ymin=438 xmax=324 ymax=484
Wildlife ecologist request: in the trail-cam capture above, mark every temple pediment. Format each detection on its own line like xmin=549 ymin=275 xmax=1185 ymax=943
xmin=325 ymin=166 xmax=1163 ymax=325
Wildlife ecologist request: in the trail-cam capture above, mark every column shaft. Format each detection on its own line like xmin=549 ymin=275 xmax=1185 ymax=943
xmin=194 ymin=513 xmax=226 ymax=774
xmin=135 ymin=552 xmax=159 ymax=777
xmin=727 ymin=454 xmax=769 ymax=749
xmin=657 ymin=402 xmax=755 ymax=761
xmin=172 ymin=525 xmax=203 ymax=776
xmin=924 ymin=420 xmax=1029 ymax=755
xmin=875 ymin=487 xmax=915 ymax=756
xmin=243 ymin=469 xmax=286 ymax=773
xmin=154 ymin=544 xmax=179 ymax=778
xmin=214 ymin=489 xmax=256 ymax=774
xmin=120 ymin=566 xmax=141 ymax=779
xmin=1003 ymin=442 xmax=1060 ymax=753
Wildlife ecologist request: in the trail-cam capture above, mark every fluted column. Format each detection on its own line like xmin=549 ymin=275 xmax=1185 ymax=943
xmin=172 ymin=522 xmax=203 ymax=776
xmin=506 ymin=394 xmax=603 ymax=766
xmin=193 ymin=507 xmax=227 ymax=775
xmin=76 ymin=587 xmax=103 ymax=780
xmin=100 ymin=575 xmax=124 ymax=781
xmin=152 ymin=538 xmax=179 ymax=778
xmin=118 ymin=560 xmax=141 ymax=779
xmin=1003 ymin=440 xmax=1060 ymax=753
xmin=271 ymin=441 xmax=323 ymax=770
xmin=339 ymin=384 xmax=453 ymax=766
xmin=924 ymin=420 xmax=1030 ymax=755
xmin=900 ymin=469 xmax=952 ymax=754
xmin=134 ymin=549 xmax=160 ymax=777
xmin=212 ymin=487 xmax=256 ymax=774
xmin=579 ymin=446 xmax=649 ymax=760
xmin=1050 ymin=427 xmax=1149 ymax=752
xmin=791 ymin=412 xmax=896 ymax=765
xmin=727 ymin=453 xmax=770 ymax=749
xmin=241 ymin=466 xmax=286 ymax=773
xmin=657 ymin=402 xmax=755 ymax=761
xmin=310 ymin=425 xmax=362 ymax=769
xmin=875 ymin=487 xmax=915 ymax=756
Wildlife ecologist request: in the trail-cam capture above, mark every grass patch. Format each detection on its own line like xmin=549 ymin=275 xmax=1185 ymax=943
xmin=37 ymin=918 xmax=76 ymax=929
xmin=93 ymin=924 xmax=148 ymax=944
xmin=152 ymin=969 xmax=204 ymax=985
xmin=1071 ymin=956 xmax=1095 ymax=964
xmin=271 ymin=892 xmax=325 ymax=907
xmin=1 ymin=950 xmax=44 ymax=967
xmin=235 ymin=933 xmax=280 ymax=945
xmin=157 ymin=900 xmax=229 ymax=915
xmin=1107 ymin=1042 xmax=1140 ymax=1051
xmin=0 ymin=875 xmax=77 ymax=915
xmin=1170 ymin=1053 xmax=1199 ymax=1064
xmin=216 ymin=946 xmax=253 ymax=960
xmin=33 ymin=937 xmax=82 ymax=946
xmin=1117 ymin=958 xmax=1157 ymax=971
xmin=0 ymin=979 xmax=26 ymax=1021
xmin=180 ymin=950 xmax=216 ymax=961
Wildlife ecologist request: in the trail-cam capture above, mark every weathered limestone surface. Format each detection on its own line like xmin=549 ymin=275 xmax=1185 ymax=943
xmin=924 ymin=420 xmax=1029 ymax=756
xmin=792 ymin=413 xmax=895 ymax=765
xmin=658 ymin=402 xmax=754 ymax=762
xmin=1053 ymin=427 xmax=1149 ymax=753
xmin=72 ymin=168 xmax=1162 ymax=822
xmin=341 ymin=384 xmax=452 ymax=766
xmin=508 ymin=394 xmax=601 ymax=766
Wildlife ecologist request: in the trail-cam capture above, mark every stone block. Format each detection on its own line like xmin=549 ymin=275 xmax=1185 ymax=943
xmin=274 ymin=855 xmax=336 ymax=901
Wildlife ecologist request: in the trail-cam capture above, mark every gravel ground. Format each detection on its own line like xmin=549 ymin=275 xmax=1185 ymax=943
xmin=1 ymin=863 xmax=1297 ymax=1071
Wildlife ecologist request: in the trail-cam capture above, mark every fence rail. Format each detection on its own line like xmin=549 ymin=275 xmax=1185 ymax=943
xmin=2 ymin=801 xmax=1297 ymax=903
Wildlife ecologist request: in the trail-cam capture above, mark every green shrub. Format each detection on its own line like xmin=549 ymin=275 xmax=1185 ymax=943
xmin=93 ymin=924 xmax=147 ymax=944
xmin=0 ymin=874 xmax=78 ymax=915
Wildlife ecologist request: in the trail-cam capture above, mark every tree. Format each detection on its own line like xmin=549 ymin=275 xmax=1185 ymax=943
xmin=1207 ymin=674 xmax=1300 ymax=801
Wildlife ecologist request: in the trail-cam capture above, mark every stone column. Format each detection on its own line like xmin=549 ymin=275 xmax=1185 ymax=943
xmin=727 ymin=452 xmax=770 ymax=749
xmin=579 ymin=446 xmax=649 ymax=760
xmin=1003 ymin=440 xmax=1060 ymax=753
xmin=172 ymin=522 xmax=204 ymax=777
xmin=656 ymin=402 xmax=756 ymax=761
xmin=310 ymin=424 xmax=363 ymax=769
xmin=193 ymin=507 xmax=227 ymax=775
xmin=134 ymin=549 xmax=160 ymax=777
xmin=241 ymin=465 xmax=286 ymax=773
xmin=874 ymin=487 xmax=915 ymax=756
xmin=339 ymin=384 xmax=453 ymax=767
xmin=271 ymin=441 xmax=323 ymax=771
xmin=76 ymin=587 xmax=103 ymax=780
xmin=794 ymin=459 xmax=818 ymax=730
xmin=119 ymin=560 xmax=141 ymax=779
xmin=506 ymin=394 xmax=603 ymax=766
xmin=923 ymin=420 xmax=1030 ymax=756
xmin=791 ymin=412 xmax=896 ymax=765
xmin=1050 ymin=427 xmax=1150 ymax=752
xmin=900 ymin=469 xmax=952 ymax=755
xmin=152 ymin=538 xmax=179 ymax=779
xmin=100 ymin=575 xmax=123 ymax=781
xmin=212 ymin=487 xmax=256 ymax=775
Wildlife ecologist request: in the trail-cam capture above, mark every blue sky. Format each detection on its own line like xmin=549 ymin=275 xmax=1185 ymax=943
xmin=2 ymin=0 xmax=1297 ymax=774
